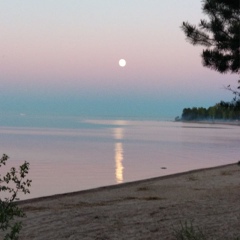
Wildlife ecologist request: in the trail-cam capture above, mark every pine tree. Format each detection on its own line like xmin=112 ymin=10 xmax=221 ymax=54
xmin=181 ymin=0 xmax=240 ymax=75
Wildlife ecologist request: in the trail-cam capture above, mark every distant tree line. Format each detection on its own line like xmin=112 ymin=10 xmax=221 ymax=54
xmin=181 ymin=100 xmax=240 ymax=121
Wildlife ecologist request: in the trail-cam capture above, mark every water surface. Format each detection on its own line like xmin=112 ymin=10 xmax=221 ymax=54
xmin=0 ymin=120 xmax=239 ymax=200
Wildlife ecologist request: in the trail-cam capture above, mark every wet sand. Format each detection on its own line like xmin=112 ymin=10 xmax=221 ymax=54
xmin=2 ymin=163 xmax=240 ymax=240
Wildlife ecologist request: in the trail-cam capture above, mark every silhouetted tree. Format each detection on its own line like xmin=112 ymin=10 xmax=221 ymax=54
xmin=181 ymin=0 xmax=240 ymax=97
xmin=182 ymin=0 xmax=239 ymax=74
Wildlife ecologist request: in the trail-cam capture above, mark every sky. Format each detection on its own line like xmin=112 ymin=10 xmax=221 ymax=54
xmin=0 ymin=0 xmax=237 ymax=121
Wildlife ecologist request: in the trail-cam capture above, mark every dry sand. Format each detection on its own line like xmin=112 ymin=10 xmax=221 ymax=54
xmin=2 ymin=163 xmax=240 ymax=240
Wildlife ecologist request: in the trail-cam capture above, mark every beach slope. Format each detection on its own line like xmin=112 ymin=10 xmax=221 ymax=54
xmin=3 ymin=163 xmax=240 ymax=240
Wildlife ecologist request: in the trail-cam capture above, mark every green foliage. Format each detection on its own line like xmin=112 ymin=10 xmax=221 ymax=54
xmin=173 ymin=221 xmax=206 ymax=240
xmin=181 ymin=100 xmax=240 ymax=121
xmin=0 ymin=154 xmax=32 ymax=240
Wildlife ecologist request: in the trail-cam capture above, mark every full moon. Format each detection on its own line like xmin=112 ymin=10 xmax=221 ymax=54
xmin=119 ymin=59 xmax=126 ymax=67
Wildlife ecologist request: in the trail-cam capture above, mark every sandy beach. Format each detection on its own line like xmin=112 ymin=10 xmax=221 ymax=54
xmin=2 ymin=163 xmax=240 ymax=240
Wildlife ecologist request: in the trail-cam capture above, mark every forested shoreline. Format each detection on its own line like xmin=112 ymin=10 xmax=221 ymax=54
xmin=179 ymin=100 xmax=240 ymax=121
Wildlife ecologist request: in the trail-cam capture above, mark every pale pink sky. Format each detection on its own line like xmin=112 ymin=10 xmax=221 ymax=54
xmin=0 ymin=0 xmax=237 ymax=118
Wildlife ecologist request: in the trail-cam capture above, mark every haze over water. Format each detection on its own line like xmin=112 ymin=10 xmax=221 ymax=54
xmin=1 ymin=118 xmax=239 ymax=200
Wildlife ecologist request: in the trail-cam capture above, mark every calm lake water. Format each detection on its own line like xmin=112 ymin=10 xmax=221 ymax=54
xmin=0 ymin=119 xmax=239 ymax=200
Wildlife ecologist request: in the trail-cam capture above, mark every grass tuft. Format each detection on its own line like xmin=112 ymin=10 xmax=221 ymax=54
xmin=173 ymin=221 xmax=206 ymax=240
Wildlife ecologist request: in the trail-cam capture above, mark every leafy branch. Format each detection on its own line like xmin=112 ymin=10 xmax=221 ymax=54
xmin=0 ymin=154 xmax=32 ymax=240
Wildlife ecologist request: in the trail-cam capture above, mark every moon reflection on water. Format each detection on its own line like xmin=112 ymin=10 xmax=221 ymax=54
xmin=114 ymin=128 xmax=124 ymax=183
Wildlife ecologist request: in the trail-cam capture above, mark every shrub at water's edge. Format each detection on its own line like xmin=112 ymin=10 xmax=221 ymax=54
xmin=0 ymin=154 xmax=32 ymax=240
